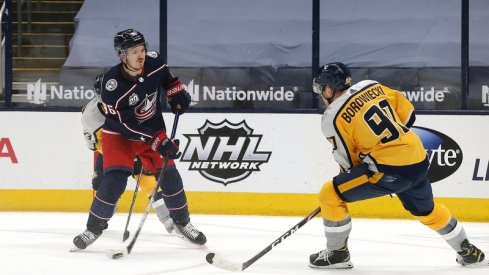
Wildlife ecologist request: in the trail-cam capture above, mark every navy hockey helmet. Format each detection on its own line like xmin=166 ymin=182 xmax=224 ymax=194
xmin=313 ymin=62 xmax=352 ymax=95
xmin=114 ymin=29 xmax=147 ymax=56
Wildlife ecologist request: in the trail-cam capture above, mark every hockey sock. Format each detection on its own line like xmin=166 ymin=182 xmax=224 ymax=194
xmin=319 ymin=181 xmax=350 ymax=221
xmin=416 ymin=202 xmax=467 ymax=252
xmin=318 ymin=181 xmax=352 ymax=250
xmin=157 ymin=165 xmax=189 ymax=223
xmin=324 ymin=216 xmax=352 ymax=251
xmin=87 ymin=171 xmax=129 ymax=234
xmin=439 ymin=218 xmax=467 ymax=252
xmin=416 ymin=202 xmax=451 ymax=230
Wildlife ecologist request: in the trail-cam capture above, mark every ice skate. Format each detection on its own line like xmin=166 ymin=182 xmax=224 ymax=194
xmin=174 ymin=219 xmax=207 ymax=245
xmin=456 ymin=239 xmax=487 ymax=266
xmin=309 ymin=244 xmax=353 ymax=269
xmin=72 ymin=229 xmax=101 ymax=250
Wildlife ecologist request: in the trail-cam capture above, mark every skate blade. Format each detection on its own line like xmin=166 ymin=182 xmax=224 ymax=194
xmin=69 ymin=245 xmax=82 ymax=252
xmin=309 ymin=260 xmax=354 ymax=269
xmin=458 ymin=259 xmax=489 ymax=267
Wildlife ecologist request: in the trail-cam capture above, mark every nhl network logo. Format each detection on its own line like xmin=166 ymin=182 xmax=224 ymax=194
xmin=180 ymin=119 xmax=272 ymax=185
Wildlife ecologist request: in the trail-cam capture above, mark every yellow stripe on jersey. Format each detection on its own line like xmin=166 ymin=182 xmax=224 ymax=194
xmin=369 ymin=172 xmax=384 ymax=184
xmin=335 ymin=171 xmax=382 ymax=194
xmin=337 ymin=174 xmax=369 ymax=193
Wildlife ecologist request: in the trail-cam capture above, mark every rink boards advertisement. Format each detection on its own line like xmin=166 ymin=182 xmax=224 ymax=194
xmin=1 ymin=112 xmax=488 ymax=220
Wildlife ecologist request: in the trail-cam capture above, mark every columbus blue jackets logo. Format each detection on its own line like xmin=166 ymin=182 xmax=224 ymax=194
xmin=134 ymin=92 xmax=157 ymax=123
xmin=181 ymin=119 xmax=272 ymax=185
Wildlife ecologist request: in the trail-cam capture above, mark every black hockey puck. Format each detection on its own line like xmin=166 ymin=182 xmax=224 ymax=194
xmin=112 ymin=252 xmax=124 ymax=259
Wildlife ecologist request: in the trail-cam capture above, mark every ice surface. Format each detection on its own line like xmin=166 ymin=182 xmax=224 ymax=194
xmin=0 ymin=212 xmax=488 ymax=275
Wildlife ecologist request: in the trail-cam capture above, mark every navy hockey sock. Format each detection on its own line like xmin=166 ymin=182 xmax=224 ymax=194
xmin=87 ymin=171 xmax=129 ymax=234
xmin=157 ymin=166 xmax=189 ymax=222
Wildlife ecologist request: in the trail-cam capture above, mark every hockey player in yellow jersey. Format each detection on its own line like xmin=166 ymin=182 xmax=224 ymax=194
xmin=309 ymin=62 xmax=486 ymax=269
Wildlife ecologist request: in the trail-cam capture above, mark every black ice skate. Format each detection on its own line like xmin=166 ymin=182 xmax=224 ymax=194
xmin=72 ymin=229 xmax=101 ymax=250
xmin=309 ymin=244 xmax=354 ymax=269
xmin=456 ymin=239 xmax=486 ymax=266
xmin=174 ymin=219 xmax=207 ymax=245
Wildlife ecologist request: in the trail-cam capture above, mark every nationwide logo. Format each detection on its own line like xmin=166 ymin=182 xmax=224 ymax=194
xmin=184 ymin=79 xmax=297 ymax=106
xmin=411 ymin=126 xmax=463 ymax=183
xmin=180 ymin=119 xmax=272 ymax=185
xmin=401 ymin=87 xmax=451 ymax=103
xmin=27 ymin=79 xmax=96 ymax=104
xmin=482 ymin=85 xmax=489 ymax=107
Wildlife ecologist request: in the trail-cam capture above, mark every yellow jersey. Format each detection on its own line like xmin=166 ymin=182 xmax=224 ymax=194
xmin=321 ymin=80 xmax=427 ymax=173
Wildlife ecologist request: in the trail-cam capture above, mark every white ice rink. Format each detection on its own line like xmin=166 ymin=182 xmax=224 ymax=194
xmin=1 ymin=212 xmax=488 ymax=275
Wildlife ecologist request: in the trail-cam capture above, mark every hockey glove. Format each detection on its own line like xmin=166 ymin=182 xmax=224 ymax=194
xmin=150 ymin=131 xmax=181 ymax=159
xmin=167 ymin=80 xmax=191 ymax=114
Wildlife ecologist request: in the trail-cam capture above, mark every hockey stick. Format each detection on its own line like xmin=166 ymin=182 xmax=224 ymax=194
xmin=206 ymin=207 xmax=321 ymax=272
xmin=106 ymin=111 xmax=180 ymax=259
xmin=122 ymin=162 xmax=144 ymax=242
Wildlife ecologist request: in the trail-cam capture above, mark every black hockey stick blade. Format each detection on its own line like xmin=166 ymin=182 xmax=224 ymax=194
xmin=122 ymin=230 xmax=130 ymax=242
xmin=206 ymin=207 xmax=321 ymax=271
